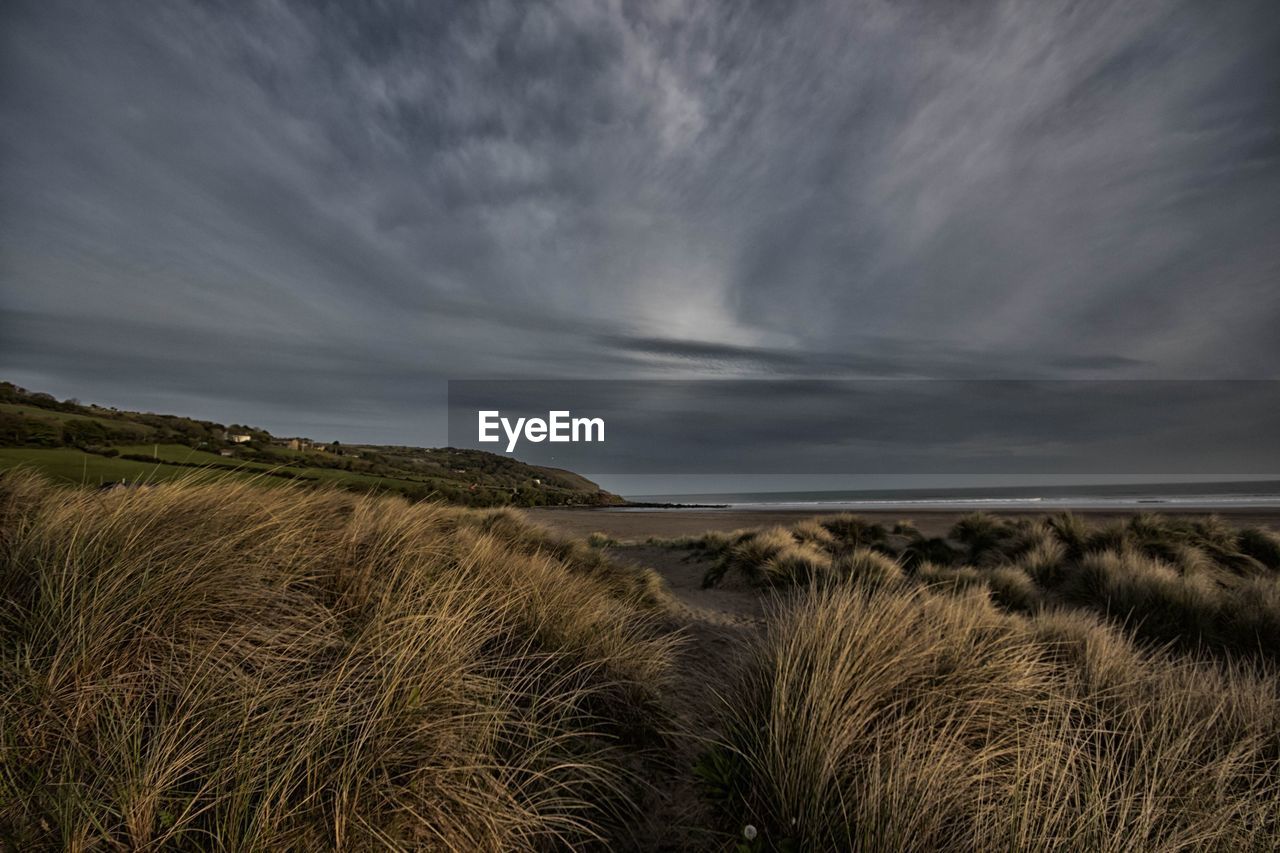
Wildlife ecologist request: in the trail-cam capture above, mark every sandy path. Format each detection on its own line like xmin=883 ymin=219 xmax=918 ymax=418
xmin=608 ymin=545 xmax=763 ymax=851
xmin=616 ymin=545 xmax=763 ymax=625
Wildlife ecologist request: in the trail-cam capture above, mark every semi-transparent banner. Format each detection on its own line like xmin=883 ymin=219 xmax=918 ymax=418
xmin=446 ymin=380 xmax=1280 ymax=475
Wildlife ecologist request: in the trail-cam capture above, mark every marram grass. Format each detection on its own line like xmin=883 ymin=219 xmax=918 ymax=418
xmin=708 ymin=585 xmax=1280 ymax=851
xmin=0 ymin=471 xmax=676 ymax=850
xmin=4 ymin=474 xmax=1279 ymax=851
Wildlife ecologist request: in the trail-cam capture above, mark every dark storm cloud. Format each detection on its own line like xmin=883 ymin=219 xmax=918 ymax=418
xmin=598 ymin=333 xmax=1149 ymax=377
xmin=2 ymin=0 xmax=1279 ymax=449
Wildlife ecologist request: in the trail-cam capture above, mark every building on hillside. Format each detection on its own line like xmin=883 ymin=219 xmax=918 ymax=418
xmin=229 ymin=434 xmax=252 ymax=444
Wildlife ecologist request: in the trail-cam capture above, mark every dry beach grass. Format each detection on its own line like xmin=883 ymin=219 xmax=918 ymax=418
xmin=0 ymin=471 xmax=676 ymax=850
xmin=709 ymin=585 xmax=1279 ymax=850
xmin=2 ymin=473 xmax=1278 ymax=850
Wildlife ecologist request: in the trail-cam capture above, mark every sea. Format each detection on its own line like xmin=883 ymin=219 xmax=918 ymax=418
xmin=623 ymin=481 xmax=1280 ymax=511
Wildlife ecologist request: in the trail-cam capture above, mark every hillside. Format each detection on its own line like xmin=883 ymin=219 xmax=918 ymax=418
xmin=0 ymin=382 xmax=623 ymax=507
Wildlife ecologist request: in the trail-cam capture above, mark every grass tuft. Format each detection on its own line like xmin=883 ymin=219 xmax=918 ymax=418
xmin=706 ymin=584 xmax=1280 ymax=851
xmin=0 ymin=471 xmax=677 ymax=850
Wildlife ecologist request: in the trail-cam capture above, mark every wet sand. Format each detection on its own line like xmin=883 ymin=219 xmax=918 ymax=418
xmin=527 ymin=506 xmax=1280 ymax=541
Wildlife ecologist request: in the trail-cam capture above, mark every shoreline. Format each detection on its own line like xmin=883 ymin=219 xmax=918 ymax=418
xmin=528 ymin=505 xmax=1280 ymax=541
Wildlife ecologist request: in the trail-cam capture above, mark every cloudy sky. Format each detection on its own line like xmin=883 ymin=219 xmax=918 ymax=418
xmin=2 ymin=0 xmax=1279 ymax=476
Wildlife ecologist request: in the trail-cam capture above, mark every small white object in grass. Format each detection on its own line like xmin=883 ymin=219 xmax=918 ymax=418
xmin=743 ymin=824 xmax=758 ymax=841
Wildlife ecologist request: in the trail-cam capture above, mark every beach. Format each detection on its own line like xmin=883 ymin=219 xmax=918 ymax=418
xmin=527 ymin=505 xmax=1280 ymax=541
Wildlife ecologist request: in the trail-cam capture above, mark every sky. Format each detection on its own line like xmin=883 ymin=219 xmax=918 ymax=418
xmin=2 ymin=1 xmax=1279 ymax=491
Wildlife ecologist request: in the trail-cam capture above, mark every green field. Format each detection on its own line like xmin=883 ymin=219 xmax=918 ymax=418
xmin=117 ymin=444 xmax=448 ymax=491
xmin=0 ymin=446 xmax=459 ymax=498
xmin=116 ymin=443 xmax=279 ymax=469
xmin=0 ymin=402 xmax=154 ymax=439
xmin=0 ymin=448 xmax=261 ymax=487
